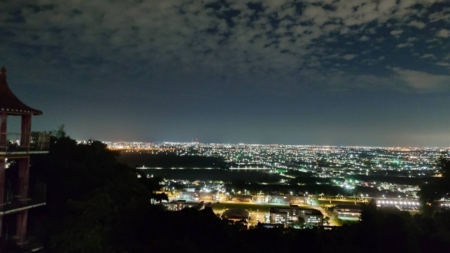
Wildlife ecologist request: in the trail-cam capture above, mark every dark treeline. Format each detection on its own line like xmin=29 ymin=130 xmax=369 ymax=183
xmin=28 ymin=133 xmax=450 ymax=252
xmin=228 ymin=180 xmax=350 ymax=196
xmin=287 ymin=170 xmax=436 ymax=186
xmin=350 ymin=174 xmax=438 ymax=185
xmin=140 ymin=168 xmax=284 ymax=183
xmin=118 ymin=152 xmax=228 ymax=168
xmin=227 ymin=181 xmax=407 ymax=199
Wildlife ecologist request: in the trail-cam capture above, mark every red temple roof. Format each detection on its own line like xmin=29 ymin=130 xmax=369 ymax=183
xmin=0 ymin=67 xmax=42 ymax=115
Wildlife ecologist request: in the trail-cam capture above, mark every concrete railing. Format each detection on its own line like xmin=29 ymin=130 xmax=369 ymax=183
xmin=0 ymin=132 xmax=50 ymax=152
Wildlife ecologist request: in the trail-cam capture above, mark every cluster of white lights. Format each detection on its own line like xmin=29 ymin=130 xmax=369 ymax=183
xmin=377 ymin=200 xmax=419 ymax=205
xmin=440 ymin=203 xmax=450 ymax=207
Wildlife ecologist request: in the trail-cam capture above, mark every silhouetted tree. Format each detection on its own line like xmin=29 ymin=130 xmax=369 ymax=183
xmin=418 ymin=157 xmax=450 ymax=215
xmin=31 ymin=133 xmax=152 ymax=252
xmin=152 ymin=192 xmax=169 ymax=203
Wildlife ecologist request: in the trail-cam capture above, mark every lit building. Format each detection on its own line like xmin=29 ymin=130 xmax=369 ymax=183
xmin=230 ymin=194 xmax=253 ymax=202
xmin=267 ymin=194 xmax=289 ymax=204
xmin=298 ymin=208 xmax=323 ymax=225
xmin=178 ymin=191 xmax=198 ymax=201
xmin=269 ymin=209 xmax=288 ymax=225
xmin=163 ymin=200 xmax=203 ymax=211
xmin=269 ymin=207 xmax=294 ymax=225
xmin=334 ymin=205 xmax=362 ymax=220
xmin=376 ymin=199 xmax=420 ymax=211
xmin=269 ymin=206 xmax=323 ymax=227
xmin=0 ymin=67 xmax=50 ymax=250
xmin=290 ymin=195 xmax=306 ymax=204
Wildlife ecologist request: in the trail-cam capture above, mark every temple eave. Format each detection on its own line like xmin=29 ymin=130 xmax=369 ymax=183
xmin=0 ymin=108 xmax=42 ymax=116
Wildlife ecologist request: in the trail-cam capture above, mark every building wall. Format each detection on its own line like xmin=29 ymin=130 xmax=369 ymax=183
xmin=303 ymin=214 xmax=323 ymax=224
xmin=270 ymin=212 xmax=287 ymax=225
xmin=178 ymin=192 xmax=198 ymax=201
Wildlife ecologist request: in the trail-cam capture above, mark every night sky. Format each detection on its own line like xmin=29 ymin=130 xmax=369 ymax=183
xmin=1 ymin=0 xmax=450 ymax=147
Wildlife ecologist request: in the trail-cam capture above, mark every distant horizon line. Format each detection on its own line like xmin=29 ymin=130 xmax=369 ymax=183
xmin=74 ymin=140 xmax=450 ymax=150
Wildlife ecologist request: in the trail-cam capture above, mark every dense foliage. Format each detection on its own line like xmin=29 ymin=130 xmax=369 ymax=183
xmin=418 ymin=157 xmax=450 ymax=214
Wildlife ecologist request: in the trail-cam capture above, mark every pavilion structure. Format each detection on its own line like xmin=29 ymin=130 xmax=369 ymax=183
xmin=0 ymin=67 xmax=49 ymax=251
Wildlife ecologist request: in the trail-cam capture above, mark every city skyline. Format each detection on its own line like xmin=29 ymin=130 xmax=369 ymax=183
xmin=103 ymin=140 xmax=450 ymax=149
xmin=1 ymin=0 xmax=450 ymax=146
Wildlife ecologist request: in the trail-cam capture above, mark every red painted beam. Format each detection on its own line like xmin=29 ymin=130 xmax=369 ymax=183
xmin=17 ymin=158 xmax=30 ymax=200
xmin=20 ymin=114 xmax=31 ymax=150
xmin=16 ymin=210 xmax=28 ymax=245
xmin=0 ymin=112 xmax=7 ymax=152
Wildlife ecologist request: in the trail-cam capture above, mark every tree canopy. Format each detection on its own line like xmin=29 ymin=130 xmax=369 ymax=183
xmin=418 ymin=157 xmax=450 ymax=215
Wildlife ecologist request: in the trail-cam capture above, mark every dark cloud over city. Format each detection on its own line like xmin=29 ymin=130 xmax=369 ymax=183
xmin=1 ymin=0 xmax=450 ymax=146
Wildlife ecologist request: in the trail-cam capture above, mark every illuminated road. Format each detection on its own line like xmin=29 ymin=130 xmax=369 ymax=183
xmin=229 ymin=167 xmax=272 ymax=170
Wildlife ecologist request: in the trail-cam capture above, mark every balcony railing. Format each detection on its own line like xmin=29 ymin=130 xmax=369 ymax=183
xmin=0 ymin=235 xmax=44 ymax=253
xmin=0 ymin=132 xmax=50 ymax=153
xmin=0 ymin=181 xmax=46 ymax=214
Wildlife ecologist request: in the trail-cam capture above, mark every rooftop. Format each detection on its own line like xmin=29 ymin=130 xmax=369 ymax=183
xmin=0 ymin=67 xmax=42 ymax=115
xmin=222 ymin=208 xmax=249 ymax=219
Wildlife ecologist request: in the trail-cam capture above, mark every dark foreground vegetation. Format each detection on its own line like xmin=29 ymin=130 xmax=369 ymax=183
xmin=29 ymin=133 xmax=450 ymax=253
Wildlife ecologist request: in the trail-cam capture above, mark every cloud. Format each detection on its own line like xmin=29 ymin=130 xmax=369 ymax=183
xmin=359 ymin=36 xmax=370 ymax=41
xmin=429 ymin=7 xmax=450 ymax=22
xmin=0 ymin=0 xmax=449 ymax=95
xmin=343 ymin=54 xmax=357 ymax=60
xmin=408 ymin=21 xmax=426 ymax=29
xmin=420 ymin=54 xmax=435 ymax=59
xmin=377 ymin=0 xmax=397 ymax=13
xmin=391 ymin=30 xmax=404 ymax=36
xmin=397 ymin=43 xmax=411 ymax=48
xmin=390 ymin=67 xmax=450 ymax=91
xmin=437 ymin=29 xmax=450 ymax=38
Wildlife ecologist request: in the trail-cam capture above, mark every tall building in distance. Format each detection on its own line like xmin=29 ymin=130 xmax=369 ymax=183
xmin=0 ymin=67 xmax=49 ymax=251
